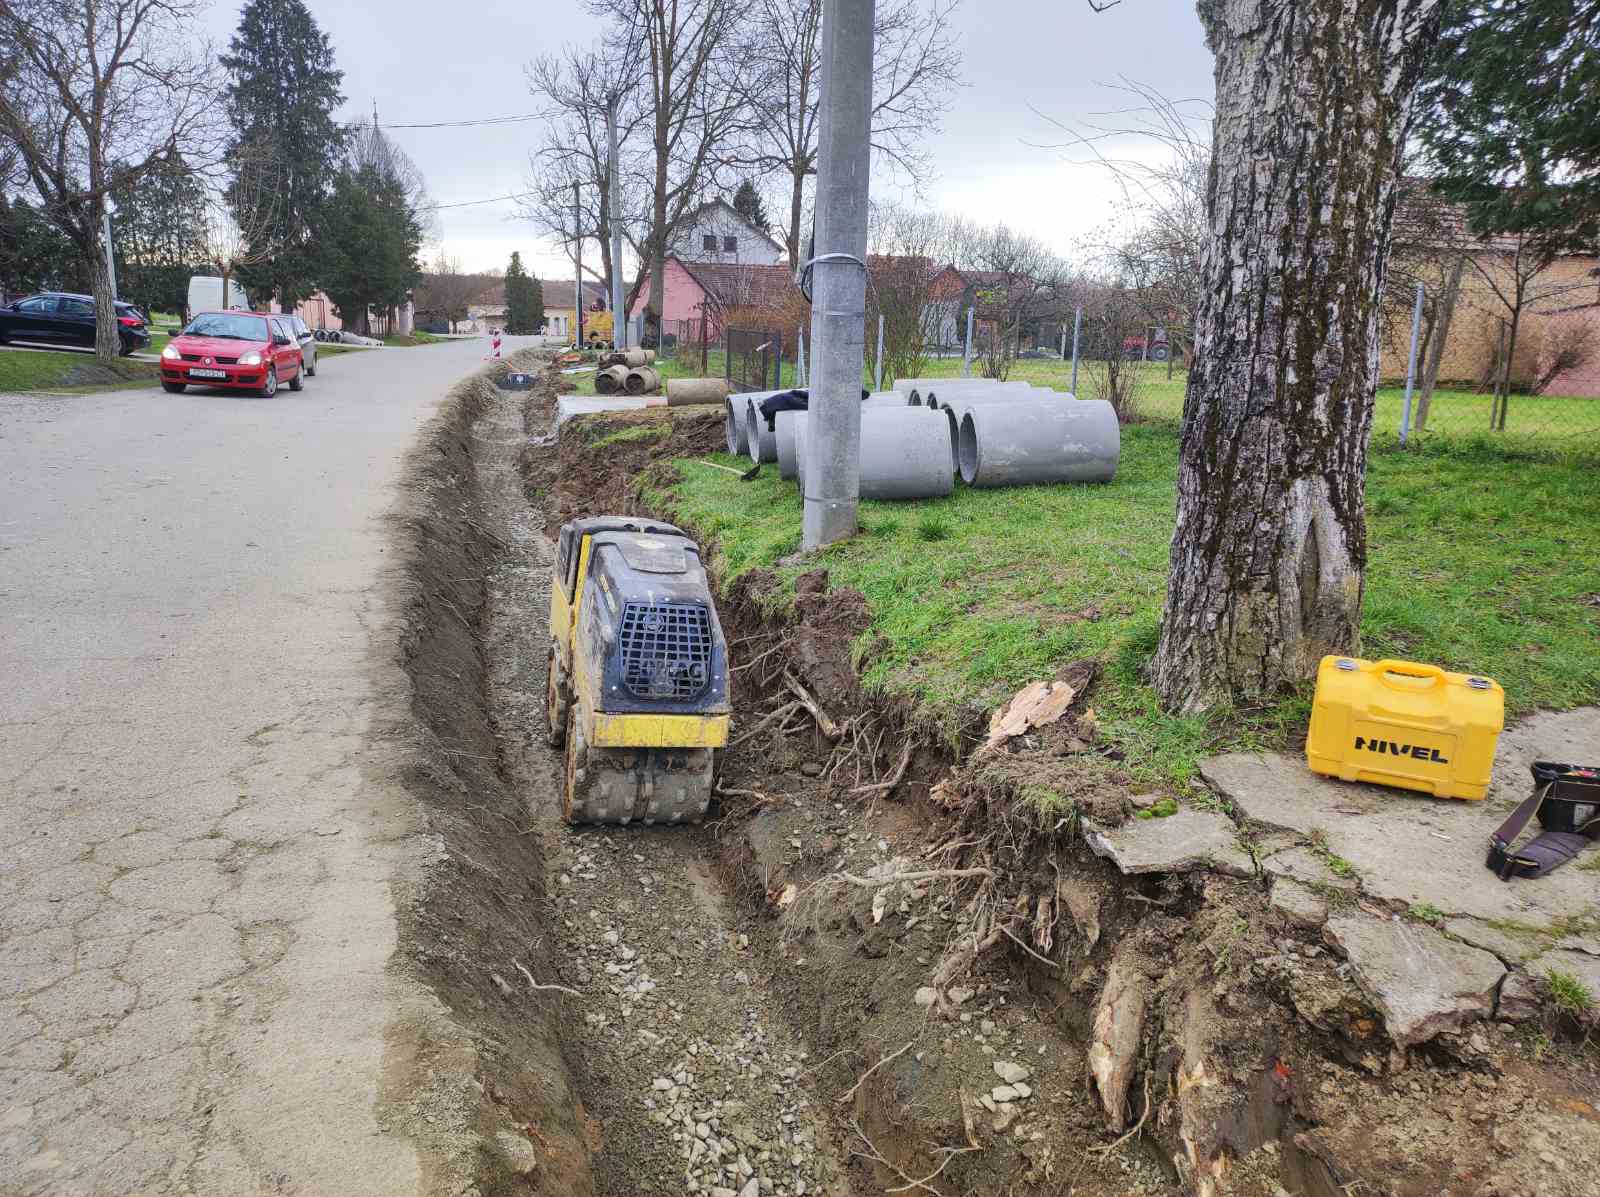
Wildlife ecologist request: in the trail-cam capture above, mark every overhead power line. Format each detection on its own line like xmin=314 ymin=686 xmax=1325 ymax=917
xmin=418 ymin=192 xmax=535 ymax=211
xmin=381 ymin=113 xmax=545 ymax=130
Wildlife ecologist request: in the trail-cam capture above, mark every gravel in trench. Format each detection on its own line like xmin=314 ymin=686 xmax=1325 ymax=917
xmin=475 ymin=386 xmax=849 ymax=1197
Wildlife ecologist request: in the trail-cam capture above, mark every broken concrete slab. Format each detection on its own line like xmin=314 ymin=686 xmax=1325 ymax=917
xmin=1323 ymin=915 xmax=1505 ymax=1045
xmin=1496 ymin=971 xmax=1543 ymax=1022
xmin=1201 ymin=707 xmax=1600 ymax=927
xmin=555 ymin=395 xmax=657 ymax=426
xmin=1442 ymin=917 xmax=1548 ymax=966
xmin=1261 ymin=846 xmax=1359 ymax=892
xmin=1269 ymin=877 xmax=1329 ymax=928
xmin=1082 ymin=806 xmax=1254 ymax=878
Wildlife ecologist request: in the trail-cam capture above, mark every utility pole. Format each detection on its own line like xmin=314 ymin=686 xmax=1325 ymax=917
xmin=606 ymin=96 xmax=626 ymax=351
xmin=961 ymin=308 xmax=974 ymax=377
xmin=102 ymin=209 xmax=117 ymax=300
xmin=573 ymin=181 xmax=584 ymax=346
xmin=802 ymin=0 xmax=876 ymax=550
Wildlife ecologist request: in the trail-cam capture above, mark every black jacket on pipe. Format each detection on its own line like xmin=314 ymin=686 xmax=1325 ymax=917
xmin=757 ymin=388 xmax=871 ymax=430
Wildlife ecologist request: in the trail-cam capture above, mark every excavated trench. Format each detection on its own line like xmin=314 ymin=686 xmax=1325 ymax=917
xmin=395 ymin=355 xmax=1600 ymax=1197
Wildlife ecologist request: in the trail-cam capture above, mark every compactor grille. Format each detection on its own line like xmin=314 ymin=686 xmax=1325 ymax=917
xmin=618 ymin=601 xmax=712 ymax=700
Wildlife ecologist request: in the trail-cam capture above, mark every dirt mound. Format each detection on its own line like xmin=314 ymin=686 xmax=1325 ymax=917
xmin=522 ymin=373 xmax=723 ymax=534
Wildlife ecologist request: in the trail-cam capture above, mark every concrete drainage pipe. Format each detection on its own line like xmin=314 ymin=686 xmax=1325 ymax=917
xmin=958 ymin=400 xmax=1121 ymax=487
xmin=725 ymin=398 xmax=750 ymax=456
xmin=595 ymin=365 xmax=630 ymax=395
xmin=775 ymin=410 xmax=805 ymax=480
xmin=920 ymin=379 xmax=1034 ymax=410
xmin=858 ymin=408 xmax=954 ymax=499
xmin=745 ymin=400 xmax=778 ymax=464
xmin=938 ymin=390 xmax=1053 ymax=469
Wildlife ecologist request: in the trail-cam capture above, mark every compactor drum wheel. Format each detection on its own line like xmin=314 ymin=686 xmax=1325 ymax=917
xmin=545 ymin=642 xmax=570 ymax=748
xmin=563 ymin=720 xmax=715 ymax=826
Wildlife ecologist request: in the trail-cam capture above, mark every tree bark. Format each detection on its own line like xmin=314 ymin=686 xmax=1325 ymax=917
xmin=1153 ymin=0 xmax=1445 ymax=714
xmin=1415 ymin=254 xmax=1463 ymax=430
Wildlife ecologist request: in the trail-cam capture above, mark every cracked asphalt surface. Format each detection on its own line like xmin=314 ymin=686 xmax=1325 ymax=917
xmin=0 ymin=339 xmax=526 ymax=1195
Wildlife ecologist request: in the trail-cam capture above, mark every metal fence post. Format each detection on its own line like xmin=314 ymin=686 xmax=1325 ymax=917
xmin=1399 ymin=281 xmax=1424 ymax=446
xmin=1070 ymin=306 xmax=1082 ymax=394
xmin=775 ymin=331 xmax=783 ymax=389
xmin=797 ymin=329 xmax=807 ymax=387
xmin=874 ymin=314 xmax=884 ymax=390
xmin=961 ymin=308 xmax=974 ymax=378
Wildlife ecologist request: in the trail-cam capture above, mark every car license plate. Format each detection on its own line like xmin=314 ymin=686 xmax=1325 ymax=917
xmin=189 ymin=368 xmax=228 ymax=379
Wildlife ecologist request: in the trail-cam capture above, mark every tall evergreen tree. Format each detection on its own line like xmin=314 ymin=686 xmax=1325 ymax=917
xmin=318 ymin=163 xmax=422 ymax=335
xmin=221 ymin=0 xmax=346 ymax=305
xmin=0 ymin=196 xmax=84 ymax=295
xmin=529 ymin=275 xmax=546 ymax=333
xmin=1416 ymin=0 xmax=1600 ymax=249
xmin=505 ymin=252 xmax=539 ymax=334
xmin=110 ymin=157 xmax=209 ymax=315
xmin=731 ymin=179 xmax=772 ymax=235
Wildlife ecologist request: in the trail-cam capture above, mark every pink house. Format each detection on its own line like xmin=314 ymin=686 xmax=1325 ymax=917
xmin=631 ymin=256 xmax=798 ymax=339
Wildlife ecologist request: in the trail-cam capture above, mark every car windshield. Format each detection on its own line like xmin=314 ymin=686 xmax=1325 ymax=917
xmin=183 ymin=312 xmax=267 ymax=341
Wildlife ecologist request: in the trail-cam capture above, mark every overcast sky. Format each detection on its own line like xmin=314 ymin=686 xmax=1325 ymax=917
xmin=199 ymin=0 xmax=1216 ymax=279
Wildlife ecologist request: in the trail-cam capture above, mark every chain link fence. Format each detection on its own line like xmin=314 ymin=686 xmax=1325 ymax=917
xmin=726 ymin=327 xmax=786 ymax=393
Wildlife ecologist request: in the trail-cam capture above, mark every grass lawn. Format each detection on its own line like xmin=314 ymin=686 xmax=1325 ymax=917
xmin=316 ymin=344 xmax=367 ymax=357
xmin=0 ymin=348 xmax=157 ymax=393
xmin=383 ymin=331 xmax=446 ymax=347
xmin=655 ymin=417 xmax=1600 ymax=789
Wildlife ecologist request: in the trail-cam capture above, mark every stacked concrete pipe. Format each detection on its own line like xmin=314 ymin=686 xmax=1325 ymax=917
xmin=891 ymin=379 xmax=947 ymax=405
xmin=958 ymin=399 xmax=1120 ymax=486
xmin=918 ymin=379 xmax=1034 ymax=409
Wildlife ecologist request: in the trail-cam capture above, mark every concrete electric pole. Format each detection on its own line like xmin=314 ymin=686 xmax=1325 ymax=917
xmin=606 ymin=96 xmax=626 ymax=350
xmin=573 ymin=181 xmax=584 ymax=346
xmin=801 ymin=0 xmax=876 ymax=551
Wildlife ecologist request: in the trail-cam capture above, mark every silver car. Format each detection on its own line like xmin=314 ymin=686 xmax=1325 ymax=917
xmin=288 ymin=313 xmax=318 ymax=376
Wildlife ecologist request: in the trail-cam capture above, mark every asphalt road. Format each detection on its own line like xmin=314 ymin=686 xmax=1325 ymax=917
xmin=0 ymin=338 xmax=524 ymax=1194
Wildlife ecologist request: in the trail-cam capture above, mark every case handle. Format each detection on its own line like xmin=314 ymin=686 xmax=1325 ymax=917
xmin=1372 ymin=659 xmax=1447 ymax=690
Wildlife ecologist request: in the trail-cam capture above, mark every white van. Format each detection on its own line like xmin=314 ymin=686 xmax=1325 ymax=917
xmin=186 ymin=275 xmax=249 ymax=317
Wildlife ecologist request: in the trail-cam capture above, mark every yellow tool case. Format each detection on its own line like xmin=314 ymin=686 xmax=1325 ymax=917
xmin=1305 ymin=657 xmax=1504 ymax=800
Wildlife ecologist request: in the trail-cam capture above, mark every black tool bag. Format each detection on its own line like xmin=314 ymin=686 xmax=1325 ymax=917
xmin=1486 ymin=762 xmax=1600 ymax=880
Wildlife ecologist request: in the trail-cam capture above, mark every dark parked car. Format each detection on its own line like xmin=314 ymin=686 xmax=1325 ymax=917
xmin=0 ymin=292 xmax=151 ymax=355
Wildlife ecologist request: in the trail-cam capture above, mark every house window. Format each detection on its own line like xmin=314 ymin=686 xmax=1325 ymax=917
xmin=723 ymin=236 xmax=737 ymax=252
xmin=702 ymin=234 xmax=717 ymax=251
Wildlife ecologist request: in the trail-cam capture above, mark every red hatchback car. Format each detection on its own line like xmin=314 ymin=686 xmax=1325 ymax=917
xmin=160 ymin=310 xmax=306 ymax=397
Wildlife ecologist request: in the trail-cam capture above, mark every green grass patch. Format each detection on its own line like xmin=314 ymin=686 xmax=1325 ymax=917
xmin=1408 ymin=903 xmax=1446 ymax=925
xmin=650 ymin=381 xmax=1600 ymax=784
xmin=0 ymin=348 xmax=157 ymax=393
xmin=589 ymin=422 xmax=669 ymax=450
xmin=1133 ymin=796 xmax=1180 ymax=819
xmin=383 ymin=331 xmax=445 ymax=347
xmin=1547 ymin=968 xmax=1596 ymax=1017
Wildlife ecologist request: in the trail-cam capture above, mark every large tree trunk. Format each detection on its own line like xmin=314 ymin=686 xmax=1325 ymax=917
xmin=1153 ymin=0 xmax=1445 ymax=714
xmin=787 ymin=159 xmax=806 ymax=267
xmin=90 ymin=211 xmax=120 ymax=364
xmin=1415 ymin=254 xmax=1464 ymax=430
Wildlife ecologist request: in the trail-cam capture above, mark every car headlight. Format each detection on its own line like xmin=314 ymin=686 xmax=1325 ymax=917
xmin=161 ymin=344 xmax=180 ymax=360
xmin=239 ymin=351 xmax=262 ymax=366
